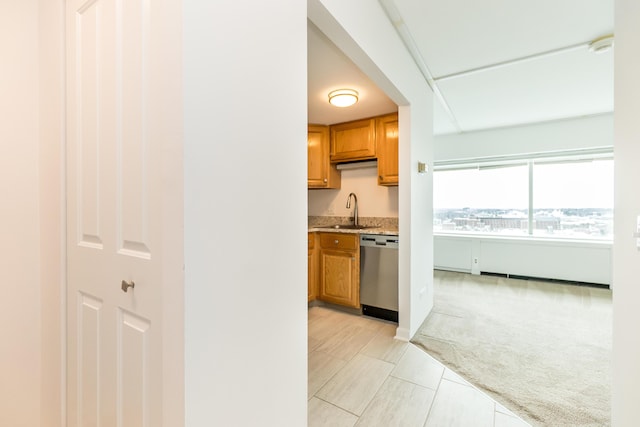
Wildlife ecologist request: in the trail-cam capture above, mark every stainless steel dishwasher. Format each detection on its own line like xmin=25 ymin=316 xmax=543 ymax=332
xmin=360 ymin=234 xmax=399 ymax=322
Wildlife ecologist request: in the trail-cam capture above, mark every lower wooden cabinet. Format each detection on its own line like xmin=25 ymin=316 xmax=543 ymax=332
xmin=308 ymin=232 xmax=317 ymax=302
xmin=317 ymin=233 xmax=360 ymax=308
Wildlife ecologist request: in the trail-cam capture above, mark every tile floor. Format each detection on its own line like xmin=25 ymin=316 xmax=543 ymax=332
xmin=308 ymin=305 xmax=531 ymax=427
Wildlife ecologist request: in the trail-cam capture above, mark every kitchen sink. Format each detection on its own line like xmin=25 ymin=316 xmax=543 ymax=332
xmin=329 ymin=224 xmax=377 ymax=230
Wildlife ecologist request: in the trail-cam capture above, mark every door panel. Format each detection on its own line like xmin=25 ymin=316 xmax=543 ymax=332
xmin=118 ymin=0 xmax=151 ymax=258
xmin=119 ymin=310 xmax=150 ymax=427
xmin=319 ymin=249 xmax=359 ymax=307
xmin=307 ymin=125 xmax=327 ymax=186
xmin=67 ymin=0 xmax=182 ymax=425
xmin=78 ymin=294 xmax=102 ymax=426
xmin=77 ymin=0 xmax=105 ymax=249
xmin=322 ymin=252 xmax=352 ymax=298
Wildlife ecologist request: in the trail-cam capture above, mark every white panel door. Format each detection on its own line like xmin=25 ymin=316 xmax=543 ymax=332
xmin=66 ymin=0 xmax=183 ymax=425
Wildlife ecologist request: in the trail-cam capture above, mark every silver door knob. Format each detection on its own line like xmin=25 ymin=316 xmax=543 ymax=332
xmin=121 ymin=280 xmax=135 ymax=293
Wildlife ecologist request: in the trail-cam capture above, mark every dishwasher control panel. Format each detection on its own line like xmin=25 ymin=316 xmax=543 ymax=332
xmin=360 ymin=234 xmax=399 ymax=248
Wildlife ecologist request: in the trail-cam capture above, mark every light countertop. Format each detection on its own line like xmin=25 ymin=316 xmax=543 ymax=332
xmin=308 ymin=216 xmax=398 ymax=236
xmin=308 ymin=226 xmax=398 ymax=236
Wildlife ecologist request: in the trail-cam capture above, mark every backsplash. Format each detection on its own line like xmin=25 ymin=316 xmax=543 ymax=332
xmin=308 ymin=167 xmax=399 ymax=218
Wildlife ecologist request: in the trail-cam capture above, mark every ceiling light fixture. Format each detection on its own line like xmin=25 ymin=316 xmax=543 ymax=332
xmin=589 ymin=34 xmax=614 ymax=54
xmin=328 ymin=89 xmax=358 ymax=107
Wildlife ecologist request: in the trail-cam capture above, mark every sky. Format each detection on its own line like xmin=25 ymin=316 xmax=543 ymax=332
xmin=433 ymin=159 xmax=613 ymax=210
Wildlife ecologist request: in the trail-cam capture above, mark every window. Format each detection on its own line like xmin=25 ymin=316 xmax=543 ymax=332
xmin=532 ymin=158 xmax=613 ymax=239
xmin=434 ymin=164 xmax=529 ymax=235
xmin=433 ymin=152 xmax=613 ymax=240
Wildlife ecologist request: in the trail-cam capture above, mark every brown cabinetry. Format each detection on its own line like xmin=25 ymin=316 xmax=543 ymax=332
xmin=376 ymin=113 xmax=399 ymax=186
xmin=330 ymin=118 xmax=376 ymax=163
xmin=308 ymin=124 xmax=341 ymax=189
xmin=318 ymin=233 xmax=360 ymax=308
xmin=327 ymin=113 xmax=399 ymax=186
xmin=308 ymin=232 xmax=317 ymax=302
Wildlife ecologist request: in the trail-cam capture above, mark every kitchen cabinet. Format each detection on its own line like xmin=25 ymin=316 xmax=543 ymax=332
xmin=308 ymin=232 xmax=317 ymax=302
xmin=376 ymin=113 xmax=399 ymax=186
xmin=330 ymin=118 xmax=376 ymax=163
xmin=308 ymin=124 xmax=341 ymax=189
xmin=318 ymin=233 xmax=360 ymax=308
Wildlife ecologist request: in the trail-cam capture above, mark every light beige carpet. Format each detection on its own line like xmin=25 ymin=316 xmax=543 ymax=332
xmin=412 ymin=270 xmax=611 ymax=426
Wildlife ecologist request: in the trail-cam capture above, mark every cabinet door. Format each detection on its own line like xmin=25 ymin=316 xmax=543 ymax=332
xmin=308 ymin=125 xmax=340 ymax=188
xmin=330 ymin=118 xmax=376 ymax=162
xmin=308 ymin=249 xmax=315 ymax=301
xmin=319 ymin=248 xmax=359 ymax=308
xmin=308 ymin=233 xmax=317 ymax=302
xmin=376 ymin=113 xmax=399 ymax=186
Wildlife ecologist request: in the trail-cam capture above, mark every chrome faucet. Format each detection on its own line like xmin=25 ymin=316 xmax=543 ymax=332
xmin=346 ymin=193 xmax=359 ymax=226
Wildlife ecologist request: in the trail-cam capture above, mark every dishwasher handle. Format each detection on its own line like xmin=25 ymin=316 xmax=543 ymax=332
xmin=360 ymin=234 xmax=399 ymax=249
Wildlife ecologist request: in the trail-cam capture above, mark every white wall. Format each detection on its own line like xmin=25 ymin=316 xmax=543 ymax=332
xmin=0 ymin=3 xmax=65 ymax=426
xmin=435 ymin=113 xmax=613 ymax=162
xmin=435 ymin=235 xmax=612 ymax=285
xmin=308 ymin=166 xmax=398 ymax=217
xmin=310 ymin=0 xmax=434 ymax=340
xmin=613 ymin=1 xmax=640 ymax=424
xmin=38 ymin=1 xmax=65 ymax=426
xmin=183 ymin=1 xmax=307 ymax=425
xmin=0 ymin=1 xmax=42 ymax=425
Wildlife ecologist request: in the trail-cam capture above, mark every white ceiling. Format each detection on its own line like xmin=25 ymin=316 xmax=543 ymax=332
xmin=307 ymin=22 xmax=398 ymax=126
xmin=307 ymin=0 xmax=614 ymax=135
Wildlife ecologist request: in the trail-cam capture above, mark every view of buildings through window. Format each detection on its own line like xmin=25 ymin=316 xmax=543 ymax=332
xmin=433 ymin=155 xmax=613 ymax=240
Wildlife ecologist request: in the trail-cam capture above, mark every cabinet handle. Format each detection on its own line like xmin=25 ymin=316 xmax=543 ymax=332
xmin=334 ymin=240 xmax=339 ymax=244
xmin=379 ymin=176 xmax=383 ymax=180
xmin=323 ymin=178 xmax=328 ymax=183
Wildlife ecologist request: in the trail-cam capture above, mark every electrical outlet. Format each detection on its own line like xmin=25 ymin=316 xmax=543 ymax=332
xmin=473 ymin=257 xmax=479 ymax=265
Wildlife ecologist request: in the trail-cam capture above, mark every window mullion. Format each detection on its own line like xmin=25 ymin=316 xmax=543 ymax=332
xmin=528 ymin=160 xmax=534 ymax=235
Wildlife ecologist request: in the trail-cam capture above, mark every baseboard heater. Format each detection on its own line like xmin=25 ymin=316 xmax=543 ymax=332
xmin=480 ymin=271 xmax=610 ymax=289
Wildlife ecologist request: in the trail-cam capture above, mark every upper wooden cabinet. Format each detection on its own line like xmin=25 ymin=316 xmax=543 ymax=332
xmin=308 ymin=124 xmax=341 ymax=189
xmin=330 ymin=118 xmax=376 ymax=163
xmin=376 ymin=113 xmax=399 ymax=186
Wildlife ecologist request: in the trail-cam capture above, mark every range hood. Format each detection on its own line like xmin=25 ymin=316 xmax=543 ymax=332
xmin=335 ymin=160 xmax=377 ymax=170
